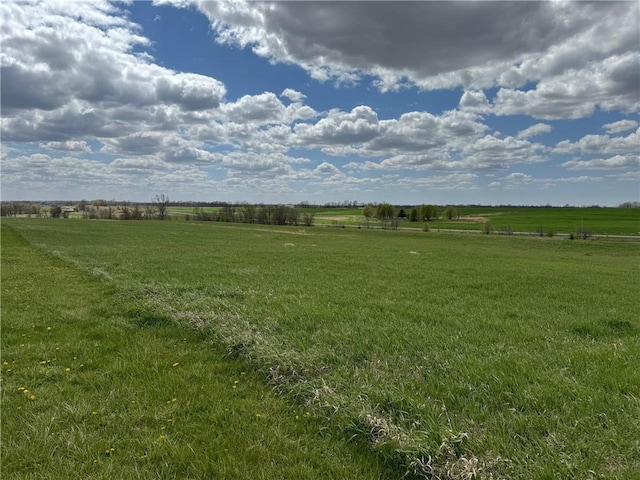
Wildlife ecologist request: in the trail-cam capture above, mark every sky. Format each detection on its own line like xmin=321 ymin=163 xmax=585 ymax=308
xmin=1 ymin=1 xmax=639 ymax=206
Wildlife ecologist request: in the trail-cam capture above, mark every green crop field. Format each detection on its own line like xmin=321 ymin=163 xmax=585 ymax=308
xmin=310 ymin=206 xmax=640 ymax=235
xmin=2 ymin=219 xmax=639 ymax=479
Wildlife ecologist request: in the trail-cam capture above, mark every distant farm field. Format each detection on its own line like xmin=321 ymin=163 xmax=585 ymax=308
xmin=3 ymin=219 xmax=640 ymax=479
xmin=166 ymin=205 xmax=640 ymax=236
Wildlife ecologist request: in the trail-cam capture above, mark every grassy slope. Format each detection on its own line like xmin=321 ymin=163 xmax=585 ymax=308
xmin=4 ymin=219 xmax=640 ymax=479
xmin=0 ymin=224 xmax=391 ymax=480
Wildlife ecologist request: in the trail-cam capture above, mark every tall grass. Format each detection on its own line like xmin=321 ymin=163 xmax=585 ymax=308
xmin=4 ymin=219 xmax=640 ymax=478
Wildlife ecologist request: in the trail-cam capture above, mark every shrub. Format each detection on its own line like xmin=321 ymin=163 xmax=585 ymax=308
xmin=422 ymin=222 xmax=430 ymax=232
xmin=482 ymin=221 xmax=492 ymax=234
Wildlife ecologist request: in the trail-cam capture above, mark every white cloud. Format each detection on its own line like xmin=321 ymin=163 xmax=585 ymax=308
xmin=517 ymin=123 xmax=552 ymax=140
xmin=294 ymin=106 xmax=381 ymax=147
xmin=459 ymin=90 xmax=491 ymax=114
xmin=562 ymin=155 xmax=640 ymax=171
xmin=554 ymin=128 xmax=639 ymax=155
xmin=44 ymin=140 xmax=92 ymax=153
xmin=492 ymin=52 xmax=639 ymax=120
xmin=1 ymin=1 xmax=226 ymax=145
xmin=280 ymin=88 xmax=306 ymax=103
xmin=603 ymin=119 xmax=638 ymax=134
xmin=175 ymin=0 xmax=638 ymax=101
xmin=505 ymin=173 xmax=533 ymax=182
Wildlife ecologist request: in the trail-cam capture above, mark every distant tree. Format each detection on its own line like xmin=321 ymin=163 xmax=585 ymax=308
xmin=303 ymin=212 xmax=315 ymax=227
xmin=409 ymin=208 xmax=418 ymax=222
xmin=28 ymin=203 xmax=41 ymax=217
xmin=153 ymin=194 xmax=170 ymax=220
xmin=398 ymin=208 xmax=407 ymax=218
xmin=144 ymin=204 xmax=157 ymax=220
xmin=619 ymin=201 xmax=640 ymax=208
xmin=76 ymin=199 xmax=88 ymax=212
xmin=286 ymin=206 xmax=299 ymax=225
xmin=220 ymin=203 xmax=236 ymax=222
xmin=50 ymin=206 xmax=62 ymax=218
xmin=376 ymin=202 xmax=395 ymax=229
xmin=443 ymin=206 xmax=459 ymax=220
xmin=239 ymin=203 xmax=257 ymax=223
xmin=362 ymin=204 xmax=374 ymax=228
xmin=256 ymin=205 xmax=271 ymax=224
xmin=419 ymin=204 xmax=439 ymax=221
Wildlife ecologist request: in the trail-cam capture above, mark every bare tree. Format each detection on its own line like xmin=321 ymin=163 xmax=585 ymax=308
xmin=153 ymin=194 xmax=170 ymax=220
xmin=238 ymin=202 xmax=257 ymax=223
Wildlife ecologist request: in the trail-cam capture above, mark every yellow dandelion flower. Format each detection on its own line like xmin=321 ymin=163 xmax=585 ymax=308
xmin=159 ymin=435 xmax=166 ymax=441
xmin=65 ymin=368 xmax=71 ymax=372
xmin=2 ymin=361 xmax=8 ymax=366
xmin=255 ymin=413 xmax=262 ymax=418
xmin=18 ymin=386 xmax=25 ymax=391
xmin=29 ymin=395 xmax=36 ymax=401
xmin=47 ymin=327 xmax=52 ymax=331
xmin=172 ymin=362 xmax=179 ymax=367
xmin=91 ymin=411 xmax=97 ymax=415
xmin=295 ymin=415 xmax=300 ymax=420
xmin=23 ymin=389 xmax=29 ymax=394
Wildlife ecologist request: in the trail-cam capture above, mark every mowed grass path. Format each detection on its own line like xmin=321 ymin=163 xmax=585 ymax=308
xmin=1 ymin=225 xmax=392 ymax=479
xmin=4 ymin=219 xmax=640 ymax=479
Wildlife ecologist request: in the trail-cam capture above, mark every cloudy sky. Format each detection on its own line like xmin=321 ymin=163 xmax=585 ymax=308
xmin=1 ymin=1 xmax=639 ymax=206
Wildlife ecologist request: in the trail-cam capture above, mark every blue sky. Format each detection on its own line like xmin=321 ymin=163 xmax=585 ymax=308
xmin=1 ymin=1 xmax=639 ymax=206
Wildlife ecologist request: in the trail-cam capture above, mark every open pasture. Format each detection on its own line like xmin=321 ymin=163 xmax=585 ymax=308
xmin=1 ymin=225 xmax=390 ymax=480
xmin=3 ymin=219 xmax=639 ymax=479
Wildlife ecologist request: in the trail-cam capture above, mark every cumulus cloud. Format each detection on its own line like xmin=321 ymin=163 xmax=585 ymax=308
xmin=173 ymin=1 xmax=638 ymax=98
xmin=294 ymin=106 xmax=381 ymax=147
xmin=492 ymin=52 xmax=640 ymax=119
xmin=459 ymin=90 xmax=491 ymax=114
xmin=554 ymin=128 xmax=639 ymax=155
xmin=517 ymin=123 xmax=552 ymax=140
xmin=562 ymin=155 xmax=640 ymax=170
xmin=281 ymin=88 xmax=306 ymax=102
xmin=1 ymin=1 xmax=226 ymax=144
xmin=44 ymin=140 xmax=92 ymax=153
xmin=603 ymin=119 xmax=638 ymax=134
xmin=2 ymin=1 xmax=638 ymax=204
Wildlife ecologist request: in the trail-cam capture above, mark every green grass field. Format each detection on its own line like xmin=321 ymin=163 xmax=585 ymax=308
xmin=3 ymin=219 xmax=639 ymax=479
xmin=1 ymin=225 xmax=391 ymax=479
